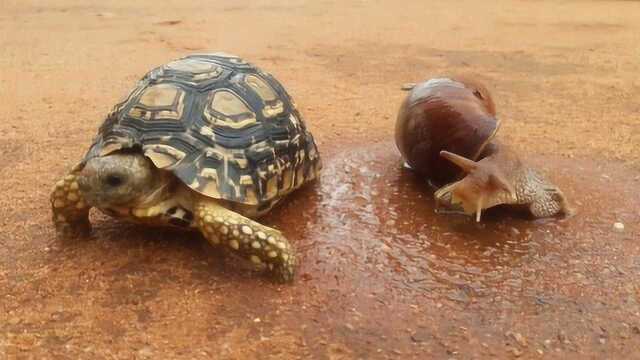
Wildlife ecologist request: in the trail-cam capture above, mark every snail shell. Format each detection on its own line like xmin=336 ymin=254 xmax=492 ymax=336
xmin=395 ymin=77 xmax=498 ymax=184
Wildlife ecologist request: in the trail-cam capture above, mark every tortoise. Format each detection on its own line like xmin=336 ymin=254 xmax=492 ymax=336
xmin=51 ymin=53 xmax=321 ymax=282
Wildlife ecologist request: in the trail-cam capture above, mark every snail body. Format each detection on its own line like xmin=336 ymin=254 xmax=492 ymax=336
xmin=395 ymin=77 xmax=572 ymax=221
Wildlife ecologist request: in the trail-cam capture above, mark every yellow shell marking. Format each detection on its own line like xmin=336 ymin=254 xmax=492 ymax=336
xmin=139 ymin=84 xmax=179 ymax=107
xmin=245 ymin=74 xmax=277 ymax=102
xmin=129 ymin=84 xmax=185 ymax=121
xmin=143 ymin=144 xmax=186 ymax=169
xmin=205 ymin=90 xmax=257 ymax=129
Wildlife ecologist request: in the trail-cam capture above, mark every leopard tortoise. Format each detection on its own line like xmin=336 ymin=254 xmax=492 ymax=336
xmin=51 ymin=53 xmax=321 ymax=282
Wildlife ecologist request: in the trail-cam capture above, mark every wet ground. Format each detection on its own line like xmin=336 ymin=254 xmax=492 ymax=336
xmin=2 ymin=0 xmax=640 ymax=358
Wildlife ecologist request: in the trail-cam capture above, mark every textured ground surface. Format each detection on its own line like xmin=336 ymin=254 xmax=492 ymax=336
xmin=1 ymin=0 xmax=640 ymax=358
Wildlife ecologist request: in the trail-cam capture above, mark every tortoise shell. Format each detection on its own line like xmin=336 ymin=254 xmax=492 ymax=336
xmin=82 ymin=53 xmax=321 ymax=208
xmin=395 ymin=77 xmax=498 ymax=185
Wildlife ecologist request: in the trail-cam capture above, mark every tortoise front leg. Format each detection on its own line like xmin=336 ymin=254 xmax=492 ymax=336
xmin=51 ymin=170 xmax=92 ymax=238
xmin=194 ymin=199 xmax=296 ymax=283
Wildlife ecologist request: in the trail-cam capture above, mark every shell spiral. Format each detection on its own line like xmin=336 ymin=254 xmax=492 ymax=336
xmin=395 ymin=77 xmax=498 ymax=184
xmin=83 ymin=53 xmax=321 ymax=209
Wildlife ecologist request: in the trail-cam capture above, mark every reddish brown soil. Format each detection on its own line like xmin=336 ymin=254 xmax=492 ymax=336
xmin=2 ymin=1 xmax=640 ymax=359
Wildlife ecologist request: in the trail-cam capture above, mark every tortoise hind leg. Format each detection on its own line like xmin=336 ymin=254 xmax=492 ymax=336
xmin=194 ymin=199 xmax=296 ymax=283
xmin=51 ymin=170 xmax=92 ymax=238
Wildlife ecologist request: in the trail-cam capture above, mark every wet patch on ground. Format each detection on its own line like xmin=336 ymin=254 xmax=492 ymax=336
xmin=289 ymin=142 xmax=638 ymax=292
xmin=262 ymin=142 xmax=640 ymax=357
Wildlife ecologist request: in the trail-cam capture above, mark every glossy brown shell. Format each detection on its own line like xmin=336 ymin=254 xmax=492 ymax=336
xmin=395 ymin=77 xmax=498 ymax=185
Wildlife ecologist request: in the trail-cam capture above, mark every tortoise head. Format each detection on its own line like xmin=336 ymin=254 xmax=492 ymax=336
xmin=434 ymin=151 xmax=517 ymax=222
xmin=77 ymin=152 xmax=168 ymax=208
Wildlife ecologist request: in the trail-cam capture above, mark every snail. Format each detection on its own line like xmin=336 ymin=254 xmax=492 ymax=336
xmin=395 ymin=77 xmax=573 ymax=221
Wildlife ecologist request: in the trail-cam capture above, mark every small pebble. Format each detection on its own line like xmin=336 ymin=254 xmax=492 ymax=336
xmin=613 ymin=222 xmax=625 ymax=232
xmin=508 ymin=347 xmax=523 ymax=357
xmin=557 ymin=330 xmax=569 ymax=344
xmin=506 ymin=331 xmax=528 ymax=347
xmin=137 ymin=347 xmax=153 ymax=357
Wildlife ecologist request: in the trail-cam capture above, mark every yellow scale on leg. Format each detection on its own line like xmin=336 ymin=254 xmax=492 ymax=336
xmin=194 ymin=199 xmax=295 ymax=283
xmin=51 ymin=171 xmax=91 ymax=238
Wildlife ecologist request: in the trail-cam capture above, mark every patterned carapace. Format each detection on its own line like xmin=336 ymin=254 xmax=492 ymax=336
xmin=82 ymin=53 xmax=321 ymax=209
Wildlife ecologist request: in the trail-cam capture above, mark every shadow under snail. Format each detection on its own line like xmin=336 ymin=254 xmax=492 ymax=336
xmin=395 ymin=77 xmax=573 ymax=222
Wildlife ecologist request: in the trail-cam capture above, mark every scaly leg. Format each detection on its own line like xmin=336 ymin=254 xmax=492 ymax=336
xmin=194 ymin=199 xmax=296 ymax=283
xmin=51 ymin=170 xmax=91 ymax=238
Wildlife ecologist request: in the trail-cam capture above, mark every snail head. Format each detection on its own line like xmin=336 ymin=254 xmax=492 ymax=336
xmin=434 ymin=151 xmax=517 ymax=222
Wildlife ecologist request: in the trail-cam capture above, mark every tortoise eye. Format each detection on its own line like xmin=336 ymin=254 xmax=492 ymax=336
xmin=105 ymin=174 xmax=124 ymax=187
xmin=473 ymin=89 xmax=484 ymax=100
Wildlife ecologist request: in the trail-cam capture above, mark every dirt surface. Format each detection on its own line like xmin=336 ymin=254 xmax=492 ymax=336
xmin=2 ymin=0 xmax=640 ymax=358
